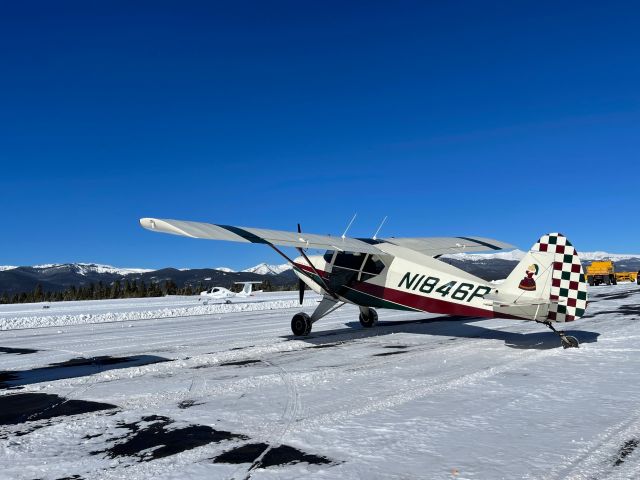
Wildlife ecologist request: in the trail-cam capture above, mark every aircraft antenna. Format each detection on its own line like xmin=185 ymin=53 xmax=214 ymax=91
xmin=372 ymin=216 xmax=388 ymax=240
xmin=341 ymin=213 xmax=357 ymax=239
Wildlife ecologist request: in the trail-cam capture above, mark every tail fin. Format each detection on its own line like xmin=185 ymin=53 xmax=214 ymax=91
xmin=498 ymin=233 xmax=588 ymax=322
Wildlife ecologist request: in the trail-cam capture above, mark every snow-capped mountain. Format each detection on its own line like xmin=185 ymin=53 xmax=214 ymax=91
xmin=442 ymin=250 xmax=640 ymax=262
xmin=214 ymin=267 xmax=235 ymax=273
xmin=441 ymin=249 xmax=527 ymax=262
xmin=31 ymin=263 xmax=153 ymax=276
xmin=579 ymin=251 xmax=640 ymax=262
xmin=0 ymin=266 xmax=17 ymax=272
xmin=242 ymin=263 xmax=293 ymax=275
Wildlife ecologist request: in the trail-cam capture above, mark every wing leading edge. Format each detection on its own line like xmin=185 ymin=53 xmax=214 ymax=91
xmin=139 ymin=218 xmax=384 ymax=254
xmin=139 ymin=218 xmax=516 ymax=257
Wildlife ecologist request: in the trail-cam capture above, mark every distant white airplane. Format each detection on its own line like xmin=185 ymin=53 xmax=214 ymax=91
xmin=200 ymin=281 xmax=263 ymax=300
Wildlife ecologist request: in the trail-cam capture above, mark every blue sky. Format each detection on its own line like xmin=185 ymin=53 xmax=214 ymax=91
xmin=1 ymin=1 xmax=639 ymax=269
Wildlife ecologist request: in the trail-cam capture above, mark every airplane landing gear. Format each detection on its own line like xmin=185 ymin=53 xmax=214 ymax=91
xmin=539 ymin=320 xmax=579 ymax=349
xmin=359 ymin=307 xmax=378 ymax=328
xmin=291 ymin=312 xmax=312 ymax=336
xmin=290 ymin=296 xmax=345 ymax=336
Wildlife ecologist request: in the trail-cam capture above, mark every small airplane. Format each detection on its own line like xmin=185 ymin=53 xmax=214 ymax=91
xmin=140 ymin=218 xmax=588 ymax=348
xmin=200 ymin=281 xmax=263 ymax=299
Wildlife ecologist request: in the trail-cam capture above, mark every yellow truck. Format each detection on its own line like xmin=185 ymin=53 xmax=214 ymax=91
xmin=585 ymin=260 xmax=639 ymax=286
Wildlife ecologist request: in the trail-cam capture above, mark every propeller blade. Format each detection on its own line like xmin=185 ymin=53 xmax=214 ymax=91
xmin=298 ymin=278 xmax=305 ymax=304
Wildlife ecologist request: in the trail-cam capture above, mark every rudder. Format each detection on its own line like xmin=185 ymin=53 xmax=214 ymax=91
xmin=533 ymin=233 xmax=588 ymax=322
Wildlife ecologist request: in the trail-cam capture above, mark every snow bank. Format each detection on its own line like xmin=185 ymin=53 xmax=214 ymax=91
xmin=0 ymin=298 xmax=316 ymax=331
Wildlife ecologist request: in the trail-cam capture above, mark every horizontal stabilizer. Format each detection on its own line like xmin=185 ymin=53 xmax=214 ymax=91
xmin=483 ymin=292 xmax=551 ymax=307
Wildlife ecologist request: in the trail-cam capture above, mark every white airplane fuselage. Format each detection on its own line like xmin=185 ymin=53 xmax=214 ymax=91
xmin=292 ymin=246 xmax=532 ymax=320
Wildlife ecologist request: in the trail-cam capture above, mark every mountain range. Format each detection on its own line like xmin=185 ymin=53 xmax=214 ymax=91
xmin=0 ymin=263 xmax=295 ymax=296
xmin=1 ymin=252 xmax=639 ymax=297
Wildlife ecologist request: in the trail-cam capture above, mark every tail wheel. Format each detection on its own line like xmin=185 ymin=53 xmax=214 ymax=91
xmin=359 ymin=308 xmax=378 ymax=328
xmin=291 ymin=312 xmax=312 ymax=336
xmin=561 ymin=335 xmax=579 ymax=349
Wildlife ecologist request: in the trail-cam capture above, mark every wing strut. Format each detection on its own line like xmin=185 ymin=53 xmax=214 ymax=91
xmin=296 ymin=223 xmax=338 ymax=300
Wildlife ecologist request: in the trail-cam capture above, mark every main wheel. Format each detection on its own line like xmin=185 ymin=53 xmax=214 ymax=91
xmin=561 ymin=335 xmax=579 ymax=349
xmin=291 ymin=312 xmax=312 ymax=336
xmin=359 ymin=308 xmax=378 ymax=328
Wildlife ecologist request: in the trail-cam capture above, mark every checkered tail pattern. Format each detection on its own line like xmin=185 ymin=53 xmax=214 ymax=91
xmin=532 ymin=233 xmax=588 ymax=322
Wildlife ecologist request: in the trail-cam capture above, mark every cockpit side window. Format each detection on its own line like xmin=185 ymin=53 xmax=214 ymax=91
xmin=333 ymin=252 xmax=365 ymax=271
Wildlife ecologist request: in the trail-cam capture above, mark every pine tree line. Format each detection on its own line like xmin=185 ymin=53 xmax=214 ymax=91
xmin=0 ymin=278 xmax=295 ymax=305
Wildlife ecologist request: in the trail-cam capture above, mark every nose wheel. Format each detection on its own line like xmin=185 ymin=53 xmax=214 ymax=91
xmin=291 ymin=312 xmax=312 ymax=336
xmin=359 ymin=308 xmax=378 ymax=328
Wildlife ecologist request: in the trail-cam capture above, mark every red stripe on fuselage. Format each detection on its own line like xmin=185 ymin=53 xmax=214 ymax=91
xmin=293 ymin=262 xmax=329 ymax=279
xmin=350 ymin=281 xmax=519 ymax=319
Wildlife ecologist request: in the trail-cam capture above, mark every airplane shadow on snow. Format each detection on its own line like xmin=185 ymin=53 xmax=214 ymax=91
xmin=285 ymin=315 xmax=600 ymax=350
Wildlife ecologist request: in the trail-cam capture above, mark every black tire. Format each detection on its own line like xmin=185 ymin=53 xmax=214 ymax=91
xmin=605 ymin=276 xmax=611 ymax=285
xmin=359 ymin=308 xmax=378 ymax=328
xmin=611 ymin=275 xmax=617 ymax=285
xmin=588 ymin=278 xmax=595 ymax=287
xmin=562 ymin=335 xmax=579 ymax=349
xmin=291 ymin=312 xmax=312 ymax=336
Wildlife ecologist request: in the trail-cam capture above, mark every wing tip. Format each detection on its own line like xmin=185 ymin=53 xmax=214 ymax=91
xmin=139 ymin=217 xmax=157 ymax=230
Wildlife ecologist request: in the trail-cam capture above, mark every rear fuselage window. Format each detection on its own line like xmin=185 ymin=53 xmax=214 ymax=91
xmin=363 ymin=255 xmax=385 ymax=275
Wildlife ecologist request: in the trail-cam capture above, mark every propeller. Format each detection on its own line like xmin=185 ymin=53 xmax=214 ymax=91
xmin=299 ymin=278 xmax=305 ymax=304
xmin=294 ymin=221 xmax=337 ymax=301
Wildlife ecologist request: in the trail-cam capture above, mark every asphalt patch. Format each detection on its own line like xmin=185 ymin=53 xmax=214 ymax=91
xmin=594 ymin=291 xmax=637 ymax=301
xmin=614 ymin=438 xmax=639 ymax=466
xmin=220 ymin=359 xmax=261 ymax=367
xmin=0 ymin=346 xmax=38 ymax=355
xmin=213 ymin=442 xmax=333 ymax=467
xmin=0 ymin=393 xmax=116 ymax=426
xmin=178 ymin=399 xmax=202 ymax=409
xmin=373 ymin=350 xmax=408 ymax=357
xmin=585 ymin=305 xmax=640 ymax=318
xmin=91 ymin=415 xmax=248 ymax=462
xmin=0 ymin=355 xmax=169 ymax=389
xmin=230 ymin=345 xmax=254 ymax=351
xmin=309 ymin=342 xmax=342 ymax=349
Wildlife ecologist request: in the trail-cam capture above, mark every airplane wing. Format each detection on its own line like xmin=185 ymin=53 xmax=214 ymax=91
xmin=380 ymin=236 xmax=516 ymax=257
xmin=139 ymin=218 xmax=385 ymax=254
xmin=140 ymin=218 xmax=516 ymax=258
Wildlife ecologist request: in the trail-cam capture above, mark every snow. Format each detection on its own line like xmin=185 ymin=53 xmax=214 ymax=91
xmin=579 ymin=251 xmax=640 ymax=261
xmin=443 ymin=249 xmax=640 ymax=262
xmin=30 ymin=263 xmax=153 ymax=275
xmin=0 ymin=293 xmax=317 ymax=331
xmin=214 ymin=267 xmax=235 ymax=273
xmin=442 ymin=249 xmax=527 ymax=261
xmin=242 ymin=262 xmax=293 ymax=275
xmin=1 ymin=285 xmax=640 ymax=479
xmin=0 ymin=266 xmax=17 ymax=271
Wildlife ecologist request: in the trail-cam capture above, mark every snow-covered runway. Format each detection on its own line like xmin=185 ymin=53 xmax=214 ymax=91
xmin=1 ymin=286 xmax=640 ymax=479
